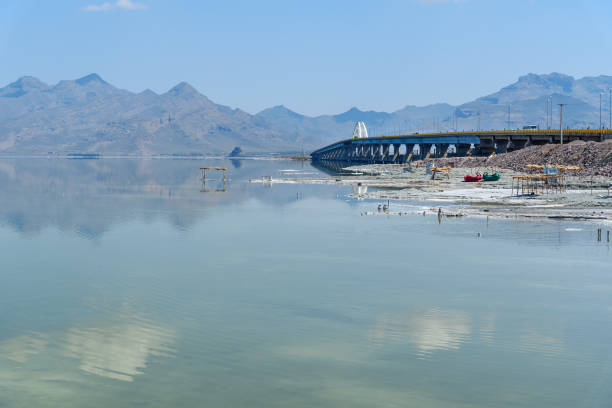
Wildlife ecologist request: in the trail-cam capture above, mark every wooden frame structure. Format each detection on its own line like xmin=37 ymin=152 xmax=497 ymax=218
xmin=512 ymin=164 xmax=585 ymax=196
xmin=429 ymin=166 xmax=452 ymax=180
xmin=511 ymin=174 xmax=566 ymax=196
xmin=200 ymin=167 xmax=227 ymax=193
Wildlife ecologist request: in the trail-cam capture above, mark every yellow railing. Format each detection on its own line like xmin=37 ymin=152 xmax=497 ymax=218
xmin=383 ymin=129 xmax=611 ymax=138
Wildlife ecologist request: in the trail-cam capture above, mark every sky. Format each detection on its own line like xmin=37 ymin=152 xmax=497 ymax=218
xmin=2 ymin=0 xmax=612 ymax=116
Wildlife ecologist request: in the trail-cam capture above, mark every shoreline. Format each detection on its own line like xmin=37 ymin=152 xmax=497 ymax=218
xmin=250 ymin=162 xmax=612 ymax=224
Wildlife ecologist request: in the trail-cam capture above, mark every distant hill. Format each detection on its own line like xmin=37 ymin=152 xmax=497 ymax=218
xmin=258 ymin=73 xmax=612 ymax=141
xmin=0 ymin=74 xmax=299 ymax=155
xmin=1 ymin=72 xmax=612 ymax=155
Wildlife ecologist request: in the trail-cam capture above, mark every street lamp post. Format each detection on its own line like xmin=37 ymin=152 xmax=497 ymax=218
xmin=546 ymin=96 xmax=552 ymax=129
xmin=600 ymin=92 xmax=603 ymax=131
xmin=545 ymin=98 xmax=549 ymax=129
xmin=559 ymin=103 xmax=566 ymax=145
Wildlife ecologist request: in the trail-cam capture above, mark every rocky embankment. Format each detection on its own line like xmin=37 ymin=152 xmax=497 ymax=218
xmin=416 ymin=140 xmax=612 ymax=176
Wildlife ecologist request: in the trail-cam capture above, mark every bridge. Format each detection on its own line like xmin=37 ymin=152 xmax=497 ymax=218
xmin=311 ymin=127 xmax=612 ymax=163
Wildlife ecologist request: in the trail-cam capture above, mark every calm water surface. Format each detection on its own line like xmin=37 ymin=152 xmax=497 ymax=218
xmin=1 ymin=158 xmax=611 ymax=407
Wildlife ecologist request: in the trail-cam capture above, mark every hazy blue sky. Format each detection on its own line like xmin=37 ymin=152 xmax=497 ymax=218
xmin=2 ymin=0 xmax=612 ymax=115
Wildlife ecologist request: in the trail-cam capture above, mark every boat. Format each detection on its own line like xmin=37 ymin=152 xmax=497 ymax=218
xmin=464 ymin=173 xmax=482 ymax=182
xmin=482 ymin=172 xmax=500 ymax=181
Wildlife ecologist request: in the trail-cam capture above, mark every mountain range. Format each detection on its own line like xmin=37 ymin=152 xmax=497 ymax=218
xmin=1 ymin=72 xmax=612 ymax=155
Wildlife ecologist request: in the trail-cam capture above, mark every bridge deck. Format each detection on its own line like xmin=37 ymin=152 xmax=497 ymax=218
xmin=311 ymin=129 xmax=612 ymax=161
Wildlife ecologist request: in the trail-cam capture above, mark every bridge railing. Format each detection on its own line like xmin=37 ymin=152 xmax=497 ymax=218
xmin=311 ymin=128 xmax=612 ymax=155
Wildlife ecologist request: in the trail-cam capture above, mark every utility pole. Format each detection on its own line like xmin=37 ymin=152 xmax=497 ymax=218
xmin=559 ymin=103 xmax=566 ymax=145
xmin=600 ymin=92 xmax=603 ymax=130
xmin=506 ymin=104 xmax=511 ymax=130
xmin=548 ymin=95 xmax=552 ymax=129
xmin=547 ymin=96 xmax=552 ymax=129
xmin=549 ymin=96 xmax=553 ymax=129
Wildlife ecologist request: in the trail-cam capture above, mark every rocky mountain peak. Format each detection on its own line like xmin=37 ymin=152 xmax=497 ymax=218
xmin=75 ymin=73 xmax=108 ymax=86
xmin=0 ymin=76 xmax=50 ymax=98
xmin=511 ymin=72 xmax=574 ymax=93
xmin=166 ymin=82 xmax=199 ymax=97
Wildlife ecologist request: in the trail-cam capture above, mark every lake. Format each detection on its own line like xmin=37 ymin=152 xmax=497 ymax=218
xmin=1 ymin=158 xmax=611 ymax=407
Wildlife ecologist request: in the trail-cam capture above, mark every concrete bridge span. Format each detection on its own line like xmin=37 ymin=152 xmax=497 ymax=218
xmin=311 ymin=129 xmax=612 ymax=163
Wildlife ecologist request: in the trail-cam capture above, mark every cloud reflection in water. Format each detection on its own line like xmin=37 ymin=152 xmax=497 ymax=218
xmin=64 ymin=318 xmax=176 ymax=382
xmin=0 ymin=332 xmax=49 ymax=363
xmin=369 ymin=308 xmax=472 ymax=358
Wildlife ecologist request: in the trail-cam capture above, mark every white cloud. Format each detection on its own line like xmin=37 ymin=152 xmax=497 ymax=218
xmin=82 ymin=0 xmax=147 ymax=12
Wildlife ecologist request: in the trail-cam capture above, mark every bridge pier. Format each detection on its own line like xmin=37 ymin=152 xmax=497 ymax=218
xmin=348 ymin=146 xmax=357 ymax=161
xmin=405 ymin=144 xmax=415 ymax=162
xmin=495 ymin=139 xmax=510 ymax=154
xmin=454 ymin=144 xmax=471 ymax=157
xmin=509 ymin=138 xmax=528 ymax=151
xmin=357 ymin=145 xmax=366 ymax=162
xmin=381 ymin=144 xmax=390 ymax=162
xmin=342 ymin=146 xmax=351 ymax=160
xmin=419 ymin=144 xmax=433 ymax=159
xmin=392 ymin=144 xmax=401 ymax=163
xmin=358 ymin=146 xmax=367 ymax=161
xmin=476 ymin=138 xmax=495 ymax=156
xmin=370 ymin=145 xmax=378 ymax=162
xmin=435 ymin=143 xmax=450 ymax=158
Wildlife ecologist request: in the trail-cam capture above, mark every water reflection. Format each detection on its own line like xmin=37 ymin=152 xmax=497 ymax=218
xmin=199 ymin=166 xmax=227 ymax=193
xmin=0 ymin=158 xmax=336 ymax=238
xmin=64 ymin=316 xmax=176 ymax=382
xmin=369 ymin=308 xmax=472 ymax=358
xmin=519 ymin=329 xmax=564 ymax=356
xmin=479 ymin=314 xmax=496 ymax=346
xmin=2 ymin=157 xmax=612 ymax=406
xmin=0 ymin=332 xmax=48 ymax=363
xmin=0 ymin=312 xmax=175 ymax=383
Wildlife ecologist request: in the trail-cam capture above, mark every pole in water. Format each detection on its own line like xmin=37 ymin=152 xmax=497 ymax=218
xmin=608 ymin=230 xmax=610 ymax=243
xmin=597 ymin=228 xmax=602 ymax=242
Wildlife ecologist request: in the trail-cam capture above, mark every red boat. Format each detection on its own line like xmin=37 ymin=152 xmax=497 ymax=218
xmin=464 ymin=173 xmax=482 ymax=182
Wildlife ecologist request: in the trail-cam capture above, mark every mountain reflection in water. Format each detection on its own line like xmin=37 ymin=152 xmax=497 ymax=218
xmin=1 ymin=157 xmax=612 ymax=407
xmin=0 ymin=157 xmax=335 ymax=238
